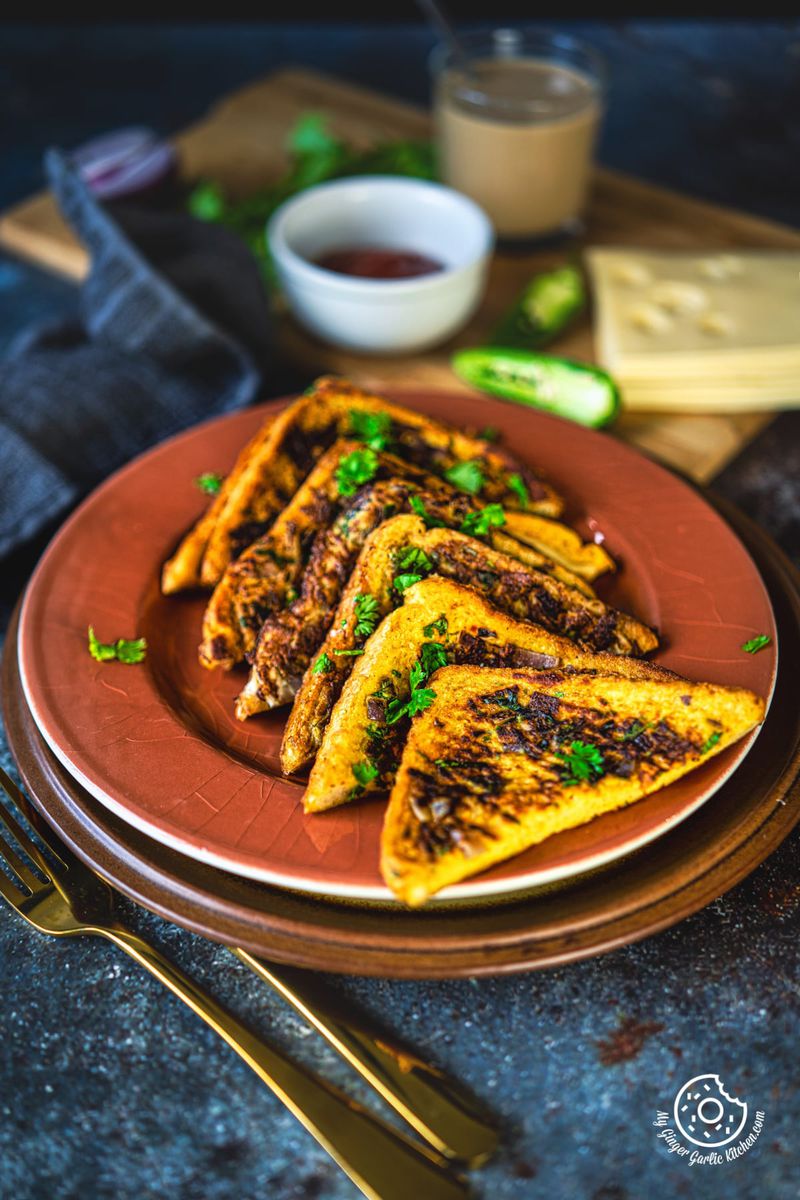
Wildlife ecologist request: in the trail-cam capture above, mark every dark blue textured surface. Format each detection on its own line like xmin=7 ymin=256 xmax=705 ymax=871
xmin=1 ymin=22 xmax=799 ymax=1200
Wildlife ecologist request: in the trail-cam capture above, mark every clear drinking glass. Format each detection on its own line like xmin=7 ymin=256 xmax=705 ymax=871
xmin=432 ymin=28 xmax=605 ymax=241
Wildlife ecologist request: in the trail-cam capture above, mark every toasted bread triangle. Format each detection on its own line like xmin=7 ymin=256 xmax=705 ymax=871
xmin=381 ymin=666 xmax=765 ymax=905
xmin=304 ymin=576 xmax=669 ymax=812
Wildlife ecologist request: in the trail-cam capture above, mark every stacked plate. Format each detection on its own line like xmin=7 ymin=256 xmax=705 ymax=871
xmin=4 ymin=391 xmax=799 ymax=977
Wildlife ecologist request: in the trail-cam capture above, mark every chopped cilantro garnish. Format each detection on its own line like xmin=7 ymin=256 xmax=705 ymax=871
xmin=385 ymin=645 xmax=442 ymax=724
xmin=742 ymin=634 xmax=771 ymax=654
xmin=555 ymin=740 xmax=605 ymax=785
xmin=701 ymin=731 xmax=722 ymax=754
xmin=333 ymin=648 xmax=365 ymax=656
xmin=195 ymin=472 xmax=224 ymax=496
xmin=88 ymin=627 xmax=147 ymax=665
xmin=352 ymin=759 xmax=379 ymax=788
xmin=444 ymin=459 xmax=484 ymax=495
xmin=423 ymin=614 xmax=448 ymax=638
xmin=353 ymin=593 xmax=380 ymax=639
xmin=409 ymin=493 xmax=445 ymax=528
xmin=619 ymin=720 xmax=648 ymax=742
xmin=395 ymin=546 xmax=433 ymax=573
xmin=394 ymin=573 xmax=423 ymax=593
xmin=336 ymin=448 xmax=379 ymax=497
xmin=349 ymin=409 xmax=392 ymax=451
xmin=506 ymin=472 xmax=529 ymax=509
xmin=419 ymin=640 xmax=448 ymax=677
xmin=459 ymin=504 xmax=506 ymax=537
xmin=312 ymin=652 xmax=332 ymax=674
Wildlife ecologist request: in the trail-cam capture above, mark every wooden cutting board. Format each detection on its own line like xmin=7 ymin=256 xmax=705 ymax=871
xmin=3 ymin=67 xmax=800 ymax=483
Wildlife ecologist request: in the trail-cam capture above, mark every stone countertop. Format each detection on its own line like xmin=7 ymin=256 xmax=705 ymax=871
xmin=1 ymin=21 xmax=799 ymax=1200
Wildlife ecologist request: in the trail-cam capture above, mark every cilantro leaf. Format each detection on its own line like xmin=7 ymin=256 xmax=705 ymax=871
xmin=88 ymin=627 xmax=146 ymax=665
xmin=88 ymin=627 xmax=117 ymax=662
xmin=395 ymin=546 xmax=433 ymax=573
xmin=478 ymin=426 xmax=500 ymax=442
xmin=336 ymin=448 xmax=379 ymax=497
xmin=423 ymin=614 xmax=448 ymax=638
xmin=419 ymin=640 xmax=448 ymax=678
xmin=409 ymin=494 xmax=445 ymax=528
xmin=406 ymin=687 xmax=436 ymax=718
xmin=115 ymin=637 xmax=148 ymax=665
xmin=742 ymin=634 xmax=771 ymax=654
xmin=333 ymin=648 xmax=365 ymax=657
xmin=444 ymin=459 xmax=484 ymax=495
xmin=701 ymin=730 xmax=722 ymax=754
xmin=353 ymin=593 xmax=380 ymax=639
xmin=393 ymin=573 xmax=423 ymax=593
xmin=506 ymin=472 xmax=529 ymax=509
xmin=289 ymin=112 xmax=340 ymax=157
xmin=352 ymin=759 xmax=380 ymax=788
xmin=555 ymin=740 xmax=605 ymax=784
xmin=409 ymin=660 xmax=427 ymax=692
xmin=195 ymin=472 xmax=224 ymax=496
xmin=459 ymin=504 xmax=507 ymax=537
xmin=312 ymin=652 xmax=332 ymax=674
xmin=349 ymin=409 xmax=392 ymax=451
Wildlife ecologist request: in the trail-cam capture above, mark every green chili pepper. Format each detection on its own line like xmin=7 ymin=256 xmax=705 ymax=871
xmin=491 ymin=264 xmax=585 ymax=349
xmin=452 ymin=347 xmax=620 ymax=429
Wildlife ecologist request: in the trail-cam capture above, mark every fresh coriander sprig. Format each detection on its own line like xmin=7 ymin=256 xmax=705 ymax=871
xmin=742 ymin=634 xmax=771 ymax=654
xmin=88 ymin=627 xmax=147 ymax=665
xmin=195 ymin=472 xmax=224 ymax=496
xmin=395 ymin=546 xmax=433 ymax=573
xmin=349 ymin=409 xmax=392 ymax=451
xmin=353 ymin=593 xmax=380 ymax=639
xmin=312 ymin=652 xmax=332 ymax=674
xmin=701 ymin=730 xmax=722 ymax=754
xmin=393 ymin=573 xmax=423 ymax=594
xmin=506 ymin=473 xmax=529 ymax=508
xmin=408 ymin=494 xmax=445 ymax=528
xmin=460 ymin=504 xmax=506 ymax=537
xmin=556 ymin=740 xmax=604 ymax=785
xmin=352 ymin=759 xmax=379 ymax=788
xmin=336 ymin=448 xmax=379 ymax=497
xmin=423 ymin=614 xmax=448 ymax=638
xmin=444 ymin=460 xmax=484 ymax=495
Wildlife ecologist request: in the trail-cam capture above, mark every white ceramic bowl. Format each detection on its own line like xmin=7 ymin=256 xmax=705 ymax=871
xmin=267 ymin=176 xmax=494 ymax=354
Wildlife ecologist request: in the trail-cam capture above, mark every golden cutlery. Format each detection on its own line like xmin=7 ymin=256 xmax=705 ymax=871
xmin=0 ymin=767 xmax=468 ymax=1200
xmin=236 ymin=951 xmax=497 ymax=1165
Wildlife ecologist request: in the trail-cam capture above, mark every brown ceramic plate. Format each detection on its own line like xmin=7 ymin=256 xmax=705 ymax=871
xmin=17 ymin=392 xmax=777 ymax=904
xmin=5 ymin=499 xmax=799 ymax=976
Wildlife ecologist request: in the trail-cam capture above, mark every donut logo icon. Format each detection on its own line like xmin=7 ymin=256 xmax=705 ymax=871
xmin=673 ymin=1074 xmax=748 ymax=1148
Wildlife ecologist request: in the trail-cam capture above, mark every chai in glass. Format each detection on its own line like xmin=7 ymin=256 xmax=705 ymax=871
xmin=433 ymin=31 xmax=604 ymax=240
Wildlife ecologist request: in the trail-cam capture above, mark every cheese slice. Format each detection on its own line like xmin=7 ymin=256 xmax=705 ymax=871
xmin=586 ymin=249 xmax=800 ymax=412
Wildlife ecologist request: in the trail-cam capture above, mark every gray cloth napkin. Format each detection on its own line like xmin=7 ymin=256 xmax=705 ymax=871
xmin=0 ymin=149 xmax=272 ymax=558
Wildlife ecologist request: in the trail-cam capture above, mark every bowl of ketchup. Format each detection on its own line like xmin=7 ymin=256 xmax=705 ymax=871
xmin=267 ymin=176 xmax=493 ymax=354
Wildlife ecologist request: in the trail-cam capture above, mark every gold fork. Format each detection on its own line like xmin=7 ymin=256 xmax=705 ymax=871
xmin=0 ymin=767 xmax=471 ymax=1200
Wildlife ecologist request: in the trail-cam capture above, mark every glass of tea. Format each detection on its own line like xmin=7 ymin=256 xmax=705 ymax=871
xmin=431 ymin=28 xmax=605 ymax=241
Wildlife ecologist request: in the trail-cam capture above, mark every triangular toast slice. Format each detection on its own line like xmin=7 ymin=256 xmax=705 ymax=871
xmin=381 ymin=666 xmax=765 ymax=906
xmin=163 ymin=376 xmax=562 ymax=591
xmin=303 ymin=577 xmax=668 ymax=812
xmin=281 ymin=516 xmax=649 ymax=774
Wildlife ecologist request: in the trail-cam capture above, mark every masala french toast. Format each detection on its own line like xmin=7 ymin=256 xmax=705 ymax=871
xmin=164 ymin=376 xmax=563 ymax=593
xmin=236 ymin=470 xmax=654 ymax=720
xmin=381 ymin=666 xmax=765 ymax=905
xmin=281 ymin=515 xmax=639 ymax=774
xmin=303 ymin=577 xmax=669 ymax=813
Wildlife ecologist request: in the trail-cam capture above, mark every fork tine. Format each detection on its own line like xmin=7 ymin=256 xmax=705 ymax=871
xmin=0 ymin=768 xmax=63 ymax=877
xmin=0 ymin=857 xmax=28 ymax=907
xmin=0 ymin=823 xmax=42 ymax=893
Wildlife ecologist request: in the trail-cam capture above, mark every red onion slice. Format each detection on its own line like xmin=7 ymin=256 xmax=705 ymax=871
xmin=70 ymin=127 xmax=177 ymax=200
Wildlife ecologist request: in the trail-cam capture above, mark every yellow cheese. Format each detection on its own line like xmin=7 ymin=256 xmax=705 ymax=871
xmin=586 ymin=249 xmax=800 ymax=411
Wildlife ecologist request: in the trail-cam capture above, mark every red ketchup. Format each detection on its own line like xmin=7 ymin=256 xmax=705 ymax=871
xmin=315 ymin=246 xmax=444 ymax=279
